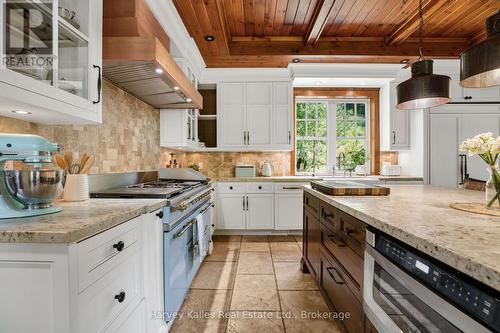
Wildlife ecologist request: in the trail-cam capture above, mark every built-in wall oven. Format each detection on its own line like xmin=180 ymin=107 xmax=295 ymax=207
xmin=364 ymin=229 xmax=500 ymax=333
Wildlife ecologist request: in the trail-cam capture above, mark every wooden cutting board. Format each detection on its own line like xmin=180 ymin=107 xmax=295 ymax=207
xmin=311 ymin=180 xmax=390 ymax=196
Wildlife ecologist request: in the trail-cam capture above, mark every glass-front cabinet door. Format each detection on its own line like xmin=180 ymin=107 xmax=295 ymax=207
xmin=0 ymin=0 xmax=102 ymax=123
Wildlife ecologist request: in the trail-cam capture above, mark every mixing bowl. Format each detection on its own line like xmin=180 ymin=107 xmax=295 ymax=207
xmin=2 ymin=169 xmax=64 ymax=209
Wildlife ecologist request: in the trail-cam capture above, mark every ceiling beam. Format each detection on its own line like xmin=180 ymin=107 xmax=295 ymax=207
xmin=304 ymin=0 xmax=337 ymax=46
xmin=228 ymin=39 xmax=468 ymax=58
xmin=385 ymin=0 xmax=456 ymax=46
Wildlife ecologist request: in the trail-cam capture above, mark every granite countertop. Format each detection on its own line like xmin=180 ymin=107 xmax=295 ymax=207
xmin=0 ymin=198 xmax=168 ymax=244
xmin=214 ymin=176 xmax=323 ymax=182
xmin=303 ymin=185 xmax=500 ymax=291
xmin=214 ymin=175 xmax=423 ymax=183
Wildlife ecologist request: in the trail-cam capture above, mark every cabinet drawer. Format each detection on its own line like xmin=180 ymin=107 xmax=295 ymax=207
xmin=274 ymin=183 xmax=305 ymax=193
xmin=320 ymin=249 xmax=363 ymax=333
xmin=76 ymin=252 xmax=143 ymax=333
xmin=246 ymin=182 xmax=274 ymax=193
xmin=217 ymin=183 xmax=246 ymax=194
xmin=319 ymin=202 xmax=340 ymax=229
xmin=304 ymin=192 xmax=319 ymax=216
xmin=320 ymin=222 xmax=363 ymax=293
xmin=76 ymin=216 xmax=142 ymax=292
xmin=339 ymin=212 xmax=366 ymax=257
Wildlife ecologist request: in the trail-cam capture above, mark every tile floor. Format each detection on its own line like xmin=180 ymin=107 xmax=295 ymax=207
xmin=170 ymin=235 xmax=341 ymax=333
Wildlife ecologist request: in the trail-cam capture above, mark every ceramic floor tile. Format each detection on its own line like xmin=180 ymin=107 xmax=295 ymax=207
xmin=269 ymin=242 xmax=303 ymax=262
xmin=230 ymin=275 xmax=279 ymax=311
xmin=206 ymin=243 xmax=240 ymax=262
xmin=237 ymin=251 xmax=274 ymax=274
xmin=241 ymin=235 xmax=269 ymax=242
xmin=279 ymin=290 xmax=330 ymax=315
xmin=213 ymin=235 xmax=242 ymax=243
xmin=274 ymin=262 xmax=318 ymax=290
xmin=191 ymin=261 xmax=237 ymax=290
xmin=268 ymin=235 xmax=297 ymax=242
xmin=240 ymin=242 xmax=270 ymax=252
xmin=283 ymin=318 xmax=341 ymax=333
xmin=226 ymin=311 xmax=284 ymax=333
xmin=169 ymin=318 xmax=227 ymax=333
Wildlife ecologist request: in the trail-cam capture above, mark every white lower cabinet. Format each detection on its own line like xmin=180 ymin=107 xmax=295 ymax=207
xmin=216 ymin=182 xmax=305 ymax=230
xmin=246 ymin=194 xmax=274 ymax=229
xmin=218 ymin=193 xmax=247 ymax=229
xmin=0 ymin=211 xmax=165 ymax=333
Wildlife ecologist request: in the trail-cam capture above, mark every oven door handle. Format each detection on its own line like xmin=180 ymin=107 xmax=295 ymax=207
xmin=364 ymin=245 xmax=491 ymax=333
xmin=171 ymin=189 xmax=212 ymax=212
xmin=173 ymin=218 xmax=197 ymax=239
xmin=199 ymin=202 xmax=214 ymax=216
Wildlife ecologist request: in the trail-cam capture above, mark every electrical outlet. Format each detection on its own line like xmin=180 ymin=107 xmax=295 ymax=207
xmin=198 ymin=162 xmax=204 ymax=169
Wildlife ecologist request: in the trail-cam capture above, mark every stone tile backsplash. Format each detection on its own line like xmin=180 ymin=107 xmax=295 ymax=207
xmin=0 ymin=80 xmax=293 ymax=176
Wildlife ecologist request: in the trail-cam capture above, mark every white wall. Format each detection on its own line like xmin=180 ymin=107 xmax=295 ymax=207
xmin=398 ymin=109 xmax=424 ymax=176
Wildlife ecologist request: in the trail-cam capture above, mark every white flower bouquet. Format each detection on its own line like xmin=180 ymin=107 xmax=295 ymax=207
xmin=460 ymin=132 xmax=500 ymax=208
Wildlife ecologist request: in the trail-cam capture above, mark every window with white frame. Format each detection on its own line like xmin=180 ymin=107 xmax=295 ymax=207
xmin=295 ymin=99 xmax=369 ymax=175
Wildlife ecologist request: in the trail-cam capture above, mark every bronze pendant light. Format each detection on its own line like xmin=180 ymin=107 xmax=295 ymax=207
xmin=460 ymin=10 xmax=500 ymax=88
xmin=396 ymin=0 xmax=451 ymax=110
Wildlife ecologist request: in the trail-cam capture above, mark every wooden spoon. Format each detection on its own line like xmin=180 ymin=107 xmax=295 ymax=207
xmin=78 ymin=152 xmax=89 ymax=173
xmin=64 ymin=150 xmax=73 ymax=173
xmin=80 ymin=156 xmax=95 ymax=174
xmin=54 ymin=154 xmax=67 ymax=171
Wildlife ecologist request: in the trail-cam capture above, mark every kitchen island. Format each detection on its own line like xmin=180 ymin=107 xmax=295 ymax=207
xmin=302 ymin=184 xmax=500 ymax=333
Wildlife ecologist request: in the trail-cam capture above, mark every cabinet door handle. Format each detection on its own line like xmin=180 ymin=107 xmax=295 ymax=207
xmin=392 ymin=130 xmax=396 ymax=145
xmin=247 ymin=132 xmax=250 ymax=145
xmin=245 ymin=196 xmax=249 ymax=211
xmin=288 ymin=131 xmax=291 ymax=144
xmin=243 ymin=132 xmax=246 ymax=145
xmin=156 ymin=210 xmax=164 ymax=219
xmin=343 ymin=228 xmax=354 ymax=236
xmin=93 ymin=65 xmax=102 ymax=104
xmin=113 ymin=241 xmax=125 ymax=252
xmin=114 ymin=291 xmax=126 ymax=303
xmin=243 ymin=196 xmax=245 ymax=210
xmin=326 ymin=267 xmax=345 ymax=284
xmin=459 ymin=154 xmax=468 ymax=185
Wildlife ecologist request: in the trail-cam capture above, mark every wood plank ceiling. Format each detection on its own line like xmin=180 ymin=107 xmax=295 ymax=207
xmin=172 ymin=0 xmax=500 ymax=67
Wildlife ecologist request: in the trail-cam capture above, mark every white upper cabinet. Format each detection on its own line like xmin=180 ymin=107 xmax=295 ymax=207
xmin=160 ymin=109 xmax=199 ymax=150
xmin=219 ymin=83 xmax=246 ymax=148
xmin=218 ymin=81 xmax=293 ymax=151
xmin=450 ymin=76 xmax=500 ymax=102
xmin=389 ymin=81 xmax=411 ymax=150
xmin=0 ymin=0 xmax=103 ymax=124
xmin=273 ymin=82 xmax=293 ymax=148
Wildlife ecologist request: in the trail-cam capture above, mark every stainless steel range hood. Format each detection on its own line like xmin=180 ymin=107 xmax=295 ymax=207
xmin=102 ymin=0 xmax=202 ymax=109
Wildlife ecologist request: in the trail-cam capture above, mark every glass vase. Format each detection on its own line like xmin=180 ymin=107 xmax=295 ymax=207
xmin=486 ymin=161 xmax=500 ymax=210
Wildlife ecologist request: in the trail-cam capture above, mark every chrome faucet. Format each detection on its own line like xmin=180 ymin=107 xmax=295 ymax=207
xmin=337 ymin=152 xmax=347 ymax=176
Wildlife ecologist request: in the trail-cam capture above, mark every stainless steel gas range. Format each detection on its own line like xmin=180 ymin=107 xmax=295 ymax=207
xmin=91 ymin=168 xmax=215 ymax=326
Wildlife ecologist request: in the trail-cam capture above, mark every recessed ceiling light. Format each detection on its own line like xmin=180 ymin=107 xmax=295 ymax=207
xmin=186 ymin=98 xmax=192 ymax=103
xmin=11 ymin=110 xmax=31 ymax=115
xmin=173 ymin=86 xmax=180 ymax=91
xmin=360 ymin=81 xmax=367 ymax=85
xmin=400 ymin=58 xmax=410 ymax=64
xmin=292 ymin=58 xmax=301 ymax=63
xmin=155 ymin=68 xmax=163 ymax=74
xmin=314 ymin=80 xmax=322 ymax=85
xmin=204 ymin=35 xmax=215 ymax=42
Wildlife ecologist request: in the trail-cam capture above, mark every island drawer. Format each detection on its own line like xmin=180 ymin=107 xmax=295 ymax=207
xmin=319 ymin=202 xmax=340 ymax=229
xmin=76 ymin=252 xmax=142 ymax=333
xmin=320 ymin=221 xmax=363 ymax=291
xmin=76 ymin=216 xmax=142 ymax=292
xmin=320 ymin=248 xmax=363 ymax=333
xmin=339 ymin=211 xmax=366 ymax=257
xmin=304 ymin=192 xmax=320 ymax=216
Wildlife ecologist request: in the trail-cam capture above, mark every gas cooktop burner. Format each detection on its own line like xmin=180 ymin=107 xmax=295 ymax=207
xmin=127 ymin=181 xmax=204 ymax=189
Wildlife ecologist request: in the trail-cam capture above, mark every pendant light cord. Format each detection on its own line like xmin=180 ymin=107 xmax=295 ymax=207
xmin=418 ymin=0 xmax=425 ymax=60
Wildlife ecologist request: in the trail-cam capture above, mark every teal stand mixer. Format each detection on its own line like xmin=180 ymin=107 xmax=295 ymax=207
xmin=0 ymin=134 xmax=64 ymax=219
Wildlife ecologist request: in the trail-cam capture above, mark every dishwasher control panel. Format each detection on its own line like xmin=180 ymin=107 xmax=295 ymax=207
xmin=376 ymin=234 xmax=500 ymax=332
